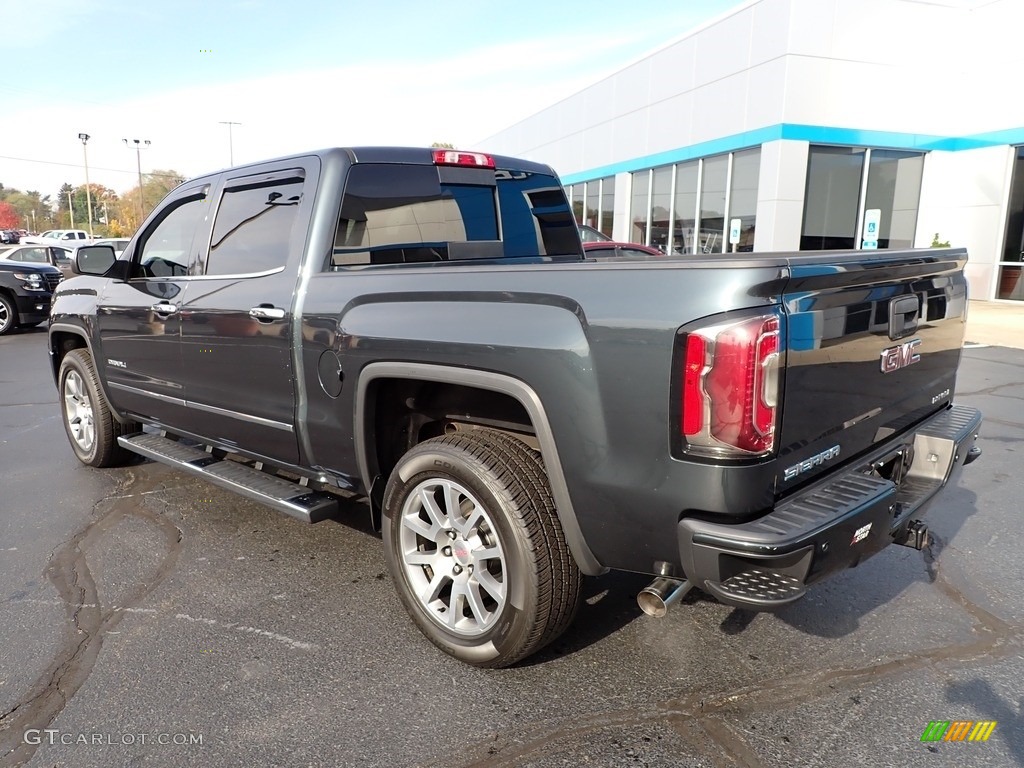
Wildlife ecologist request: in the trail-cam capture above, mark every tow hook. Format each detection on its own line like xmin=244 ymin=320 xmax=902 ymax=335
xmin=895 ymin=520 xmax=930 ymax=550
xmin=637 ymin=577 xmax=693 ymax=617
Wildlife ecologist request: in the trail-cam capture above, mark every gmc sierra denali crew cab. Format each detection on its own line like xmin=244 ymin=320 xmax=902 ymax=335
xmin=49 ymin=147 xmax=982 ymax=667
xmin=0 ymin=259 xmax=62 ymax=335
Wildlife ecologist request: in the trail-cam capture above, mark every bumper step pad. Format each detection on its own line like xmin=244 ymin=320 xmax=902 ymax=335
xmin=118 ymin=432 xmax=338 ymax=523
xmin=704 ymin=569 xmax=807 ymax=609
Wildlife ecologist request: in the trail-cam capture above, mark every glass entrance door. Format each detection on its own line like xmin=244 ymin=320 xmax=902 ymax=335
xmin=998 ymin=146 xmax=1024 ymax=301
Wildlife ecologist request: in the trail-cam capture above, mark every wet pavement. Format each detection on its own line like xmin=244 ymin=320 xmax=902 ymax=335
xmin=0 ymin=326 xmax=1020 ymax=767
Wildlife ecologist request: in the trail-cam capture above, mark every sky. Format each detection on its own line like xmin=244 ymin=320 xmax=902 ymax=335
xmin=0 ymin=0 xmax=743 ymax=204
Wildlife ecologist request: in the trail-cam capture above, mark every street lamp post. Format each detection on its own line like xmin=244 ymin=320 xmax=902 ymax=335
xmin=219 ymin=121 xmax=241 ymax=166
xmin=78 ymin=133 xmax=94 ymax=238
xmin=122 ymin=138 xmax=151 ymax=228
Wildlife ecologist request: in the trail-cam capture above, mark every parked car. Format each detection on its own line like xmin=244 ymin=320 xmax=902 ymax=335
xmin=0 ymin=259 xmax=62 ymax=335
xmin=583 ymin=241 xmax=665 ymax=259
xmin=0 ymin=230 xmax=20 ymax=244
xmin=0 ymin=244 xmax=75 ymax=276
xmin=22 ymin=229 xmax=91 ymax=245
xmin=578 ymin=224 xmax=613 ymax=243
xmin=92 ymin=238 xmax=130 ymax=257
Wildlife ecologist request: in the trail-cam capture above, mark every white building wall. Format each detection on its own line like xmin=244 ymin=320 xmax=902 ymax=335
xmin=481 ymin=0 xmax=1024 ymax=295
xmin=916 ymin=146 xmax=1015 ymax=300
xmin=753 ymin=139 xmax=809 ymax=252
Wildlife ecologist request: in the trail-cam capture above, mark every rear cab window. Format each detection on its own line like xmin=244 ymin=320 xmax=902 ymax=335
xmin=330 ymin=162 xmax=580 ymax=269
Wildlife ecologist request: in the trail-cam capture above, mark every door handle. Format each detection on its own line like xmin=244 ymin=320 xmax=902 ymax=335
xmin=249 ymin=305 xmax=286 ymax=321
xmin=151 ymin=302 xmax=178 ymax=315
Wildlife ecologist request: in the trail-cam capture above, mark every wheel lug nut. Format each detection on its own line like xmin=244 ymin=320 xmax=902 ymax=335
xmin=442 ymin=546 xmax=452 ymax=557
xmin=453 ymin=564 xmax=463 ymax=575
xmin=447 ymin=530 xmax=458 ymax=540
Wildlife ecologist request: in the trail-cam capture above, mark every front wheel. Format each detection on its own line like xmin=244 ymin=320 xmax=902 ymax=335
xmin=58 ymin=349 xmax=138 ymax=467
xmin=382 ymin=430 xmax=582 ymax=667
xmin=0 ymin=293 xmax=17 ymax=336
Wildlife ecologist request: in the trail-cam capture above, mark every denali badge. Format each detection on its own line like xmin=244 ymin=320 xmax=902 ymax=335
xmin=783 ymin=445 xmax=841 ymax=481
xmin=880 ymin=339 xmax=921 ymax=374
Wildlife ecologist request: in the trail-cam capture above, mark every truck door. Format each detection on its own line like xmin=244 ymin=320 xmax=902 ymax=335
xmin=96 ymin=181 xmax=213 ymax=425
xmin=176 ymin=162 xmax=317 ymax=465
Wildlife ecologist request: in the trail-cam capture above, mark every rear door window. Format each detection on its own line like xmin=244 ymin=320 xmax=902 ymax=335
xmin=205 ymin=174 xmax=304 ymax=276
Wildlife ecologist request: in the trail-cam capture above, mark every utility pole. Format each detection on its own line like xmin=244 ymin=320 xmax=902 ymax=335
xmin=219 ymin=121 xmax=241 ymax=166
xmin=122 ymin=138 xmax=151 ymax=228
xmin=67 ymin=189 xmax=75 ymax=228
xmin=78 ymin=133 xmax=94 ymax=238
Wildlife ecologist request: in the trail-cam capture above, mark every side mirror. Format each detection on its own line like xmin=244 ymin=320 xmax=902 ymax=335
xmin=73 ymin=245 xmax=117 ymax=276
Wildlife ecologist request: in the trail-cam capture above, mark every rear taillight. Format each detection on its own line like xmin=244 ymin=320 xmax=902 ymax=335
xmin=681 ymin=313 xmax=782 ymax=457
xmin=432 ymin=150 xmax=495 ymax=168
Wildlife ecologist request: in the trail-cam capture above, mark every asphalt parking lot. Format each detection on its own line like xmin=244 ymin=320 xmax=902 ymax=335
xmin=0 ymin=325 xmax=1021 ymax=768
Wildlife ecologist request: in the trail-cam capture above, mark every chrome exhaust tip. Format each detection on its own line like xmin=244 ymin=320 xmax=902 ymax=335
xmin=637 ymin=577 xmax=693 ymax=618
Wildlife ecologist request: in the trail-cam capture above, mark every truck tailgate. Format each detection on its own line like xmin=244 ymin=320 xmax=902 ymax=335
xmin=777 ymin=248 xmax=968 ymax=491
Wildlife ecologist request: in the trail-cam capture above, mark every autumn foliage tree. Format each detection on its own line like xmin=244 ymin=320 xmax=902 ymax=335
xmin=0 ymin=202 xmax=20 ymax=229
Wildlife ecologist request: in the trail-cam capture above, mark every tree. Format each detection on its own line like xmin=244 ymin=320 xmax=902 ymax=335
xmin=0 ymin=202 xmax=20 ymax=229
xmin=56 ymin=183 xmax=76 ymax=228
xmin=115 ymin=169 xmax=186 ymax=234
xmin=0 ymin=188 xmax=53 ymax=232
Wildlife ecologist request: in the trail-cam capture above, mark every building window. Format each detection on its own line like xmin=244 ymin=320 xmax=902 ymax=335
xmin=864 ymin=150 xmax=924 ymax=249
xmin=630 ymin=170 xmax=650 ymax=244
xmin=801 ymin=147 xmax=866 ymax=250
xmin=998 ymin=146 xmax=1024 ymax=300
xmin=801 ymin=145 xmax=924 ymax=252
xmin=599 ymin=176 xmax=615 ymax=238
xmin=570 ymin=185 xmax=584 ymax=225
xmin=672 ymin=161 xmax=698 ymax=254
xmin=729 ymin=148 xmax=760 ymax=252
xmin=649 ymin=167 xmax=672 ymax=252
xmin=699 ymin=155 xmax=728 ymax=254
xmin=585 ymin=182 xmax=600 ymax=232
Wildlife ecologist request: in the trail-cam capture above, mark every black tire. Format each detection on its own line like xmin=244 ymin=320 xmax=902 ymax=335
xmin=0 ymin=293 xmax=17 ymax=336
xmin=58 ymin=349 xmax=139 ymax=467
xmin=382 ymin=429 xmax=582 ymax=668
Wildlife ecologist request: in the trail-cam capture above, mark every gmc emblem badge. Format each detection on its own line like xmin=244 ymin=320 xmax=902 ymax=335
xmin=880 ymin=339 xmax=921 ymax=373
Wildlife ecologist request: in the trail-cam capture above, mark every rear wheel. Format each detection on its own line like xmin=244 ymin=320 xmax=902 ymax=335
xmin=59 ymin=349 xmax=138 ymax=467
xmin=382 ymin=429 xmax=582 ymax=667
xmin=0 ymin=294 xmax=17 ymax=336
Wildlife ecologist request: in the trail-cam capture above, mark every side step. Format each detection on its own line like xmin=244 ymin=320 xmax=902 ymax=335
xmin=118 ymin=433 xmax=338 ymax=523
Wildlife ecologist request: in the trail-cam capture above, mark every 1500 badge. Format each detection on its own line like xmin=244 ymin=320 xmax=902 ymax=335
xmin=880 ymin=339 xmax=921 ymax=373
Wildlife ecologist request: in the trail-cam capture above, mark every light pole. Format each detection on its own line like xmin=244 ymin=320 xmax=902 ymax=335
xmin=219 ymin=121 xmax=241 ymax=166
xmin=122 ymin=138 xmax=151 ymax=227
xmin=78 ymin=133 xmax=94 ymax=238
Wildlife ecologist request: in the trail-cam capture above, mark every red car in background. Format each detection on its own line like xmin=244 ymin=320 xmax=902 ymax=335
xmin=582 ymin=241 xmax=665 ymax=259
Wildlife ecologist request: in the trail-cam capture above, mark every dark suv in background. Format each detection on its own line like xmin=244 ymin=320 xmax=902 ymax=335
xmin=0 ymin=260 xmax=62 ymax=334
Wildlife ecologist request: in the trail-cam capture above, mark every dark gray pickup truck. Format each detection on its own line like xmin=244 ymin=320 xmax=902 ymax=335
xmin=49 ymin=147 xmax=982 ymax=667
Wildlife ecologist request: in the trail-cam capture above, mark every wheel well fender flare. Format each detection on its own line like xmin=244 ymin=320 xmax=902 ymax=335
xmin=48 ymin=323 xmax=125 ymax=424
xmin=355 ymin=362 xmax=606 ymax=576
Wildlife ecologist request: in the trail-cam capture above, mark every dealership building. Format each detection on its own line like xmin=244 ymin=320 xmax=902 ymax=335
xmin=483 ymin=0 xmax=1024 ymax=302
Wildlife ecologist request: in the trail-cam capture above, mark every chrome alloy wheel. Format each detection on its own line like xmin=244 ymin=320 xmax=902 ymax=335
xmin=63 ymin=370 xmax=96 ymax=453
xmin=0 ymin=299 xmax=11 ymax=334
xmin=399 ymin=479 xmax=507 ymax=636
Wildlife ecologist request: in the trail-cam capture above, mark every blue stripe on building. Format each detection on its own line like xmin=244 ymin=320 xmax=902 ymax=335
xmin=559 ymin=123 xmax=1024 ymax=185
